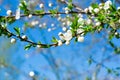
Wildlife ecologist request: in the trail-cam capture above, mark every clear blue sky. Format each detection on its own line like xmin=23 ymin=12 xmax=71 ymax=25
xmin=0 ymin=0 xmax=120 ymax=80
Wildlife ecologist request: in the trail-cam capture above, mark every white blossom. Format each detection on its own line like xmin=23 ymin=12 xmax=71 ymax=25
xmin=22 ymin=35 xmax=27 ymax=40
xmin=94 ymin=8 xmax=99 ymax=13
xmin=104 ymin=5 xmax=110 ymax=10
xmin=43 ymin=22 xmax=46 ymax=27
xmin=115 ymin=32 xmax=118 ymax=35
xmin=99 ymin=3 xmax=103 ymax=9
xmin=118 ymin=19 xmax=120 ymax=23
xmin=31 ymin=21 xmax=36 ymax=26
xmin=86 ymin=19 xmax=92 ymax=25
xmin=39 ymin=3 xmax=44 ymax=8
xmin=63 ymin=30 xmax=72 ymax=41
xmin=88 ymin=6 xmax=93 ymax=13
xmin=10 ymin=38 xmax=16 ymax=44
xmin=78 ymin=14 xmax=83 ymax=17
xmin=84 ymin=8 xmax=89 ymax=13
xmin=6 ymin=10 xmax=12 ymax=16
xmin=57 ymin=17 xmax=62 ymax=21
xmin=66 ymin=21 xmax=71 ymax=26
xmin=64 ymin=7 xmax=69 ymax=11
xmin=51 ymin=23 xmax=54 ymax=27
xmin=39 ymin=24 xmax=42 ymax=28
xmin=78 ymin=18 xmax=84 ymax=23
xmin=31 ymin=21 xmax=39 ymax=26
xmin=58 ymin=40 xmax=62 ymax=46
xmin=99 ymin=6 xmax=103 ymax=9
xmin=48 ymin=2 xmax=53 ymax=7
xmin=28 ymin=14 xmax=32 ymax=18
xmin=104 ymin=0 xmax=112 ymax=10
xmin=62 ymin=22 xmax=66 ymax=26
xmin=65 ymin=10 xmax=69 ymax=14
xmin=58 ymin=32 xmax=62 ymax=36
xmin=37 ymin=45 xmax=41 ymax=48
xmin=105 ymin=0 xmax=112 ymax=5
xmin=95 ymin=22 xmax=101 ymax=26
xmin=59 ymin=35 xmax=64 ymax=40
xmin=58 ymin=32 xmax=64 ymax=40
xmin=64 ymin=7 xmax=70 ymax=14
xmin=78 ymin=36 xmax=84 ymax=42
xmin=62 ymin=27 xmax=67 ymax=31
xmin=29 ymin=71 xmax=35 ymax=77
xmin=65 ymin=41 xmax=70 ymax=45
xmin=48 ymin=28 xmax=51 ymax=32
xmin=77 ymin=29 xmax=84 ymax=34
xmin=15 ymin=8 xmax=20 ymax=20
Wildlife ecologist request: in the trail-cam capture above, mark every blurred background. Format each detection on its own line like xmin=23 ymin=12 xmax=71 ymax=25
xmin=0 ymin=0 xmax=120 ymax=80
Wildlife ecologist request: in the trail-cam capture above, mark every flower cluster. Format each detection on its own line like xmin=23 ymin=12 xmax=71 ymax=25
xmin=64 ymin=7 xmax=71 ymax=14
xmin=58 ymin=30 xmax=72 ymax=45
xmin=56 ymin=0 xmax=120 ymax=46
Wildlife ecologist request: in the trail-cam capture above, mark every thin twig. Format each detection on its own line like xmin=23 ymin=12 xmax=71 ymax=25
xmin=1 ymin=11 xmax=85 ymax=19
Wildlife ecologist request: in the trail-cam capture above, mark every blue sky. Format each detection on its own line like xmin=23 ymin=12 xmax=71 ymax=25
xmin=0 ymin=0 xmax=120 ymax=80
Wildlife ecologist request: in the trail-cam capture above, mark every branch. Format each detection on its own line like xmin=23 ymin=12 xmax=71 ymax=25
xmin=1 ymin=11 xmax=85 ymax=19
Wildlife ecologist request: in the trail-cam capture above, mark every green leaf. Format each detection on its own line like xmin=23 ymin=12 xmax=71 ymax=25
xmin=74 ymin=37 xmax=78 ymax=43
xmin=109 ymin=41 xmax=115 ymax=48
xmin=19 ymin=0 xmax=30 ymax=15
xmin=68 ymin=3 xmax=73 ymax=10
xmin=35 ymin=10 xmax=44 ymax=14
xmin=68 ymin=0 xmax=73 ymax=10
xmin=38 ymin=41 xmax=42 ymax=44
xmin=107 ymin=68 xmax=112 ymax=74
xmin=70 ymin=15 xmax=79 ymax=30
xmin=83 ymin=25 xmax=93 ymax=32
xmin=0 ymin=16 xmax=6 ymax=23
xmin=20 ymin=0 xmax=27 ymax=10
xmin=91 ymin=3 xmax=98 ymax=8
xmin=7 ymin=17 xmax=15 ymax=24
xmin=109 ymin=5 xmax=116 ymax=12
xmin=24 ymin=44 xmax=32 ymax=50
xmin=114 ymin=47 xmax=120 ymax=54
xmin=108 ymin=30 xmax=115 ymax=40
xmin=14 ymin=27 xmax=20 ymax=35
xmin=88 ymin=59 xmax=92 ymax=65
xmin=51 ymin=37 xmax=58 ymax=43
xmin=24 ymin=22 xmax=29 ymax=27
xmin=68 ymin=0 xmax=72 ymax=3
xmin=97 ymin=14 xmax=106 ymax=22
xmin=49 ymin=9 xmax=58 ymax=17
xmin=35 ymin=10 xmax=45 ymax=17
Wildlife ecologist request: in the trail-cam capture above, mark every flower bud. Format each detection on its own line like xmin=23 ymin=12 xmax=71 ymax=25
xmin=6 ymin=10 xmax=12 ymax=16
xmin=22 ymin=35 xmax=27 ymax=40
xmin=11 ymin=38 xmax=16 ymax=44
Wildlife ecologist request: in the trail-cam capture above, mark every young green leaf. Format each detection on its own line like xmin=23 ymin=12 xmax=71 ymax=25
xmin=14 ymin=27 xmax=20 ymax=35
xmin=51 ymin=37 xmax=58 ymax=43
xmin=24 ymin=44 xmax=32 ymax=50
